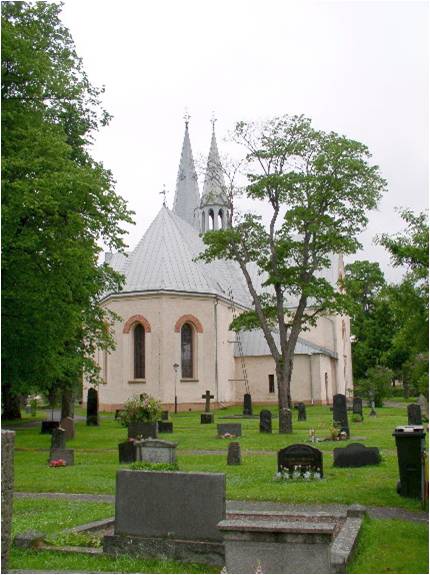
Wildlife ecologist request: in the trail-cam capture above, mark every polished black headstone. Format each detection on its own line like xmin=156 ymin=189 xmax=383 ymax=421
xmin=277 ymin=444 xmax=323 ymax=477
xmin=227 ymin=442 xmax=241 ymax=465
xmin=200 ymin=413 xmax=214 ymax=424
xmin=297 ymin=402 xmax=307 ymax=421
xmin=407 ymin=404 xmax=422 ymax=425
xmin=259 ymin=410 xmax=272 ymax=433
xmin=158 ymin=421 xmax=173 ymax=433
xmin=217 ymin=423 xmax=241 ymax=437
xmin=40 ymin=421 xmax=59 ymax=434
xmin=86 ymin=388 xmax=99 ymax=426
xmin=161 ymin=411 xmax=169 ymax=421
xmin=333 ymin=394 xmax=349 ymax=437
xmin=118 ymin=440 xmax=136 ymax=464
xmin=333 ymin=443 xmax=380 ymax=467
xmin=352 ymin=397 xmax=363 ymax=420
xmin=243 ymin=393 xmax=252 ymax=416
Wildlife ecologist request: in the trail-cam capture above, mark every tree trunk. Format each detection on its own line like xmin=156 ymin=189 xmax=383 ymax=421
xmin=2 ymin=384 xmax=22 ymax=420
xmin=277 ymin=362 xmax=293 ymax=434
xmin=61 ymin=388 xmax=74 ymax=420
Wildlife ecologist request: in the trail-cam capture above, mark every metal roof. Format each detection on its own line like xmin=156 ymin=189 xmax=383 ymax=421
xmin=234 ymin=329 xmax=337 ymax=358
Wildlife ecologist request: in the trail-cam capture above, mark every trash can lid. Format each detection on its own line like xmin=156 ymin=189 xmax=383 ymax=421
xmin=393 ymin=425 xmax=426 ymax=435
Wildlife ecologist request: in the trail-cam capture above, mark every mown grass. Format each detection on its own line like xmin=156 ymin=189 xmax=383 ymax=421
xmin=8 ymin=403 xmax=426 ymax=510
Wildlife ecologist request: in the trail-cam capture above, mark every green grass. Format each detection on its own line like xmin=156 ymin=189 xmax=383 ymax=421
xmin=348 ymin=518 xmax=429 ymax=574
xmin=8 ymin=403 xmax=426 ymax=510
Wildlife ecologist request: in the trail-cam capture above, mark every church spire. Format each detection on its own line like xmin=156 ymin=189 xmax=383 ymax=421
xmin=200 ymin=117 xmax=227 ymax=232
xmin=172 ymin=115 xmax=200 ymax=230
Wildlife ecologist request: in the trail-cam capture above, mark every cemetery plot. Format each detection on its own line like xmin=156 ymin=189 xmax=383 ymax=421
xmin=333 ymin=443 xmax=381 ymax=468
xmin=277 ymin=444 xmax=324 ymax=478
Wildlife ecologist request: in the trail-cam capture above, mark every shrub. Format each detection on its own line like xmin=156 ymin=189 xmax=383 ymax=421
xmin=356 ymin=366 xmax=393 ymax=407
xmin=118 ymin=393 xmax=162 ymax=427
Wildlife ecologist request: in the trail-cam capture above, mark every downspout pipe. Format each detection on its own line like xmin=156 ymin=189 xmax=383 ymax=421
xmin=214 ymin=297 xmax=219 ymax=404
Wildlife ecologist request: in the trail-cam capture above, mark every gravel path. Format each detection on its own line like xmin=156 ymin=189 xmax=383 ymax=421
xmin=14 ymin=491 xmax=428 ymax=523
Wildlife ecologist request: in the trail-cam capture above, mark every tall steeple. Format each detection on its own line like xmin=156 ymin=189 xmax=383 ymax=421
xmin=200 ymin=117 xmax=227 ymax=232
xmin=172 ymin=114 xmax=200 ymax=230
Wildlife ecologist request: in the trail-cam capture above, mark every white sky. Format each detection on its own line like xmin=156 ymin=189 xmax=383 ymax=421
xmin=60 ymin=0 xmax=428 ymax=283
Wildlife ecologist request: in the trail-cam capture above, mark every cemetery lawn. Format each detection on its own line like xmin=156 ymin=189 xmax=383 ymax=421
xmin=10 ymin=403 xmax=427 ymax=511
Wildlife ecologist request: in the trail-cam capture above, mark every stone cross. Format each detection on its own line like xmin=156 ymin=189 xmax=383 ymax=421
xmin=202 ymin=390 xmax=214 ymax=413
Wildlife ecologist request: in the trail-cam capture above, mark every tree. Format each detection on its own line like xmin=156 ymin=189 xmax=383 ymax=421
xmin=1 ymin=2 xmax=133 ymax=418
xmin=199 ymin=115 xmax=386 ymax=432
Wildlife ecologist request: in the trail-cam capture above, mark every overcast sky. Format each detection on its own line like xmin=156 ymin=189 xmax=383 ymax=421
xmin=60 ymin=0 xmax=428 ymax=283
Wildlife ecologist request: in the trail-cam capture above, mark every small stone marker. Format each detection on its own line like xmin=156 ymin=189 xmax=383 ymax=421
xmin=259 ymin=409 xmax=272 ymax=433
xmin=407 ymin=403 xmax=422 ymax=425
xmin=297 ymin=402 xmax=307 ymax=421
xmin=201 ymin=390 xmax=215 ymax=424
xmin=158 ymin=421 xmax=173 ymax=433
xmin=2 ymin=430 xmax=15 ymax=572
xmin=333 ymin=394 xmax=350 ymax=437
xmin=51 ymin=428 xmax=66 ymax=449
xmin=352 ymin=397 xmax=363 ymax=421
xmin=369 ymin=400 xmax=377 ymax=416
xmin=418 ymin=394 xmax=429 ymax=422
xmin=243 ymin=393 xmax=252 ymax=416
xmin=217 ymin=423 xmax=242 ymax=437
xmin=86 ymin=387 xmax=99 ymax=426
xmin=227 ymin=442 xmax=241 ymax=465
xmin=278 ymin=444 xmax=323 ymax=477
xmin=134 ymin=439 xmax=177 ymax=465
xmin=60 ymin=416 xmax=75 ymax=440
xmin=333 ymin=443 xmax=381 ymax=467
xmin=118 ymin=440 xmax=136 ymax=464
xmin=40 ymin=420 xmax=59 ymax=434
xmin=161 ymin=410 xmax=169 ymax=421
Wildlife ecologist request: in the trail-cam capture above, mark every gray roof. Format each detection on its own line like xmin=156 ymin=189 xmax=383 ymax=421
xmin=201 ymin=126 xmax=226 ymax=207
xmin=105 ymin=206 xmax=251 ymax=306
xmin=234 ymin=329 xmax=338 ymax=358
xmin=172 ymin=123 xmax=200 ymax=230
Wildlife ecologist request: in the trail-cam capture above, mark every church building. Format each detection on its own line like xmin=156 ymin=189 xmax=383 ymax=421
xmin=87 ymin=119 xmax=353 ymax=411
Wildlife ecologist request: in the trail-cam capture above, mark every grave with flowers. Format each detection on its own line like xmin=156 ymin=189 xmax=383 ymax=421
xmin=276 ymin=444 xmax=323 ymax=480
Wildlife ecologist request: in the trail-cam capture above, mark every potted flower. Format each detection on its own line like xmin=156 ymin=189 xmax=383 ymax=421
xmin=118 ymin=394 xmax=162 ymax=439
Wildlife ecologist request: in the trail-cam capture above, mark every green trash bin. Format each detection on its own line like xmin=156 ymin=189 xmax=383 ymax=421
xmin=393 ymin=425 xmax=426 ymax=498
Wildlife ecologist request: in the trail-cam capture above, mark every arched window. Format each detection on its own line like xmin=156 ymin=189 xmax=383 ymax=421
xmin=202 ymin=211 xmax=206 ymax=232
xmin=181 ymin=323 xmax=193 ymax=378
xmin=134 ymin=324 xmax=145 ymax=379
xmin=208 ymin=209 xmax=215 ymax=230
xmin=218 ymin=209 xmax=224 ymax=229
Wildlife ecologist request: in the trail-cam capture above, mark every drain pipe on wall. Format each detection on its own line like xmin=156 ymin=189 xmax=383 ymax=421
xmin=214 ymin=297 xmax=219 ymax=404
xmin=309 ymin=354 xmax=314 ymax=405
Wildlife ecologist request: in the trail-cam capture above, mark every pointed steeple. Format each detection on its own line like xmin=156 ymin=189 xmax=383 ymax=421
xmin=201 ymin=118 xmax=226 ymax=207
xmin=172 ymin=116 xmax=200 ymax=230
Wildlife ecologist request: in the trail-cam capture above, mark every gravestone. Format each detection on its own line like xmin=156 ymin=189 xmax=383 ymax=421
xmin=217 ymin=423 xmax=242 ymax=437
xmin=407 ymin=403 xmax=422 ymax=425
xmin=119 ymin=440 xmax=136 ymax=464
xmin=333 ymin=443 xmax=381 ymax=467
xmin=243 ymin=393 xmax=252 ymax=416
xmin=157 ymin=421 xmax=173 ymax=433
xmin=418 ymin=394 xmax=429 ymax=422
xmin=86 ymin=387 xmax=99 ymax=426
xmin=161 ymin=410 xmax=169 ymax=421
xmin=278 ymin=444 xmax=323 ymax=477
xmin=227 ymin=442 xmax=241 ymax=465
xmin=201 ymin=390 xmax=215 ymax=424
xmin=51 ymin=428 xmax=66 ymax=449
xmin=333 ymin=394 xmax=350 ymax=437
xmin=128 ymin=421 xmax=158 ymax=439
xmin=2 ymin=430 xmax=15 ymax=573
xmin=352 ymin=397 xmax=363 ymax=421
xmin=369 ymin=400 xmax=377 ymax=416
xmin=40 ymin=420 xmax=60 ymax=434
xmin=393 ymin=425 xmax=426 ymax=498
xmin=297 ymin=402 xmax=307 ymax=421
xmin=134 ymin=439 xmax=177 ymax=465
xmin=115 ymin=409 xmax=123 ymax=420
xmin=259 ymin=410 xmax=272 ymax=433
xmin=60 ymin=416 xmax=75 ymax=440
xmin=104 ymin=470 xmax=226 ymax=566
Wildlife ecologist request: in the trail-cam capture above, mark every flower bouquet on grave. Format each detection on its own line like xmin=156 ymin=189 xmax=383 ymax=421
xmin=49 ymin=458 xmax=66 ymax=467
xmin=221 ymin=433 xmax=237 ymax=439
xmin=274 ymin=465 xmax=322 ymax=482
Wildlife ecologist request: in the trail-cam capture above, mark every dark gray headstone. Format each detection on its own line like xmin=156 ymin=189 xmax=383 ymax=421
xmin=333 ymin=394 xmax=349 ymax=437
xmin=115 ymin=470 xmax=225 ymax=541
xmin=352 ymin=397 xmax=363 ymax=420
xmin=201 ymin=413 xmax=214 ymax=424
xmin=161 ymin=410 xmax=169 ymax=421
xmin=297 ymin=402 xmax=307 ymax=421
xmin=51 ymin=428 xmax=66 ymax=449
xmin=40 ymin=420 xmax=59 ymax=434
xmin=86 ymin=388 xmax=99 ymax=426
xmin=127 ymin=421 xmax=158 ymax=439
xmin=333 ymin=443 xmax=381 ymax=467
xmin=278 ymin=444 xmax=323 ymax=477
xmin=407 ymin=403 xmax=422 ymax=425
xmin=2 ymin=430 xmax=15 ymax=572
xmin=227 ymin=442 xmax=241 ymax=465
xmin=49 ymin=448 xmax=74 ymax=466
xmin=243 ymin=393 xmax=252 ymax=416
xmin=158 ymin=421 xmax=173 ymax=433
xmin=119 ymin=440 xmax=136 ymax=464
xmin=217 ymin=423 xmax=241 ymax=437
xmin=60 ymin=416 xmax=75 ymax=440
xmin=259 ymin=410 xmax=272 ymax=433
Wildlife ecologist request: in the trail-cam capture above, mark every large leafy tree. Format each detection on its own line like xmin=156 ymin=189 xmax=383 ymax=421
xmin=199 ymin=115 xmax=385 ymax=432
xmin=2 ymin=2 xmax=133 ymax=418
